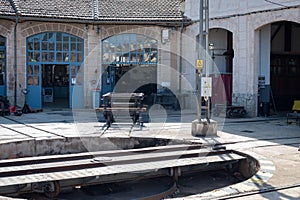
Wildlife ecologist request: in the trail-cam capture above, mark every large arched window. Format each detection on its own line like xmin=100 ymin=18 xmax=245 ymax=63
xmin=0 ymin=36 xmax=6 ymax=95
xmin=27 ymin=32 xmax=83 ymax=64
xmin=102 ymin=34 xmax=158 ymax=65
xmin=101 ymin=34 xmax=158 ymax=95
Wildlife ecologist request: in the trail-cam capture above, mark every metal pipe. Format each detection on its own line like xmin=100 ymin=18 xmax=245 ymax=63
xmin=197 ymin=0 xmax=204 ymax=120
xmin=179 ymin=14 xmax=184 ymax=95
xmin=13 ymin=15 xmax=19 ymax=106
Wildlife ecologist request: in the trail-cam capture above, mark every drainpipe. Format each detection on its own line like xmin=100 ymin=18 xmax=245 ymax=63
xmin=13 ymin=15 xmax=19 ymax=106
xmin=179 ymin=16 xmax=184 ymax=96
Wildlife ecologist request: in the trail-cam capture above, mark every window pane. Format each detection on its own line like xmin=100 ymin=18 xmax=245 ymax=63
xmin=56 ymin=52 xmax=62 ymax=62
xmin=77 ymin=53 xmax=82 ymax=62
xmin=71 ymin=43 xmax=76 ymax=51
xmin=56 ymin=42 xmax=62 ymax=51
xmin=77 ymin=43 xmax=83 ymax=51
xmin=27 ymin=76 xmax=33 ymax=85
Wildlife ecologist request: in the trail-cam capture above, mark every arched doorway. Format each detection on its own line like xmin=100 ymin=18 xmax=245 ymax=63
xmin=0 ymin=36 xmax=6 ymax=96
xmin=270 ymin=21 xmax=300 ymax=111
xmin=26 ymin=32 xmax=84 ymax=109
xmin=209 ymin=28 xmax=234 ymax=106
xmin=101 ymin=33 xmax=158 ymax=102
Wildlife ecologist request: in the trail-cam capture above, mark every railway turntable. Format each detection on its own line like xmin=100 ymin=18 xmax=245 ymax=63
xmin=0 ymin=143 xmax=255 ymax=198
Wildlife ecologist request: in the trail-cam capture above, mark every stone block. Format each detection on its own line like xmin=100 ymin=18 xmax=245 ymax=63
xmin=191 ymin=119 xmax=217 ymax=137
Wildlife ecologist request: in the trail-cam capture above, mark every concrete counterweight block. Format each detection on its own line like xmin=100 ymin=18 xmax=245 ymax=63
xmin=191 ymin=119 xmax=217 ymax=137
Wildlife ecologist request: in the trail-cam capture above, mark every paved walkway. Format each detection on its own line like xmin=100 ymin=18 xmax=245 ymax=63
xmin=0 ymin=109 xmax=299 ymax=199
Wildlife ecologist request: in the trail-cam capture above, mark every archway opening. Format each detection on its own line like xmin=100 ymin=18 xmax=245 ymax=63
xmin=209 ymin=28 xmax=234 ymax=106
xmin=270 ymin=21 xmax=300 ymax=111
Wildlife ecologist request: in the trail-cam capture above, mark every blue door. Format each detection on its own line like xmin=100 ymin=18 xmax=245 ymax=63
xmin=27 ymin=64 xmax=42 ymax=109
xmin=101 ymin=65 xmax=116 ymax=96
xmin=70 ymin=65 xmax=84 ymax=108
xmin=0 ymin=37 xmax=6 ymax=96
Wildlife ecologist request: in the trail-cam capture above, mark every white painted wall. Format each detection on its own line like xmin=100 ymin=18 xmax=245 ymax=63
xmin=259 ymin=24 xmax=271 ymax=85
xmin=184 ymin=0 xmax=300 ymax=20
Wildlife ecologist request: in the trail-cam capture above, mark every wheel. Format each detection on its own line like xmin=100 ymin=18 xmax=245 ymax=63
xmin=240 ymin=109 xmax=246 ymax=117
xmin=226 ymin=109 xmax=233 ymax=118
xmin=43 ymin=181 xmax=60 ymax=198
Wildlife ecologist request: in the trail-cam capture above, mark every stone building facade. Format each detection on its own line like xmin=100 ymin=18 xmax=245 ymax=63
xmin=184 ymin=0 xmax=300 ymax=116
xmin=1 ymin=0 xmax=299 ymax=117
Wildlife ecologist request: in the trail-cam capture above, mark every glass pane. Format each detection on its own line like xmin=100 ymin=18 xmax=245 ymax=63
xmin=0 ymin=73 xmax=4 ymax=85
xmin=56 ymin=42 xmax=62 ymax=51
xmin=63 ymin=42 xmax=69 ymax=51
xmin=71 ymin=37 xmax=76 ymax=42
xmin=49 ymin=52 xmax=54 ymax=62
xmin=77 ymin=43 xmax=83 ymax=51
xmin=71 ymin=66 xmax=76 ymax=76
xmin=103 ymin=53 xmax=109 ymax=63
xmin=34 ymin=42 xmax=40 ymax=50
xmin=64 ymin=53 xmax=69 ymax=62
xmin=27 ymin=76 xmax=33 ymax=85
xmin=56 ymin=32 xmax=62 ymax=41
xmin=77 ymin=53 xmax=82 ymax=62
xmin=42 ymin=52 xmax=47 ymax=61
xmin=34 ymin=76 xmax=39 ymax=85
xmin=56 ymin=52 xmax=62 ymax=62
xmin=42 ymin=42 xmax=48 ymax=50
xmin=34 ymin=52 xmax=40 ymax=62
xmin=28 ymin=52 xmax=34 ymax=62
xmin=49 ymin=42 xmax=55 ymax=51
xmin=28 ymin=42 xmax=33 ymax=50
xmin=0 ymin=37 xmax=5 ymax=46
xmin=71 ymin=43 xmax=76 ymax=51
xmin=63 ymin=36 xmax=69 ymax=42
xmin=70 ymin=52 xmax=76 ymax=62
xmin=34 ymin=65 xmax=39 ymax=75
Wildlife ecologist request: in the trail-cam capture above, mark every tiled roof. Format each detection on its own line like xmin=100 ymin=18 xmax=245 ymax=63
xmin=0 ymin=0 xmax=187 ymax=24
xmin=13 ymin=0 xmax=93 ymax=19
xmin=98 ymin=0 xmax=184 ymax=21
xmin=0 ymin=0 xmax=15 ymax=16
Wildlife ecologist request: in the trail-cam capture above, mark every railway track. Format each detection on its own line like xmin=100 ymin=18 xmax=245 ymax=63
xmin=0 ymin=116 xmax=66 ymax=138
xmin=0 ymin=144 xmax=246 ymax=198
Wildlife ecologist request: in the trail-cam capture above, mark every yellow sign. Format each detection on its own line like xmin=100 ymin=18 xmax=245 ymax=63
xmin=196 ymin=60 xmax=203 ymax=70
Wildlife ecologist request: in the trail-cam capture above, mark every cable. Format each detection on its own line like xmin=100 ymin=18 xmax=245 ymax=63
xmin=264 ymin=0 xmax=289 ymax=8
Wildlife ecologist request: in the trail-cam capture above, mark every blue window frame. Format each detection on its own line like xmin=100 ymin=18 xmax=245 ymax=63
xmin=27 ymin=32 xmax=83 ymax=65
xmin=26 ymin=32 xmax=84 ymax=109
xmin=0 ymin=36 xmax=6 ymax=96
xmin=102 ymin=34 xmax=158 ymax=65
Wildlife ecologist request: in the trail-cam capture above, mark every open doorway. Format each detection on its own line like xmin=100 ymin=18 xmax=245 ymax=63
xmin=42 ymin=64 xmax=69 ymax=108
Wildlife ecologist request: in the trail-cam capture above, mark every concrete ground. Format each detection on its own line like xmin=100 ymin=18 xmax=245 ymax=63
xmin=0 ymin=108 xmax=299 ymax=199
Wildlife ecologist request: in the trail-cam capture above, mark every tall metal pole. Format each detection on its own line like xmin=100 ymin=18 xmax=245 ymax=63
xmin=197 ymin=0 xmax=203 ymax=120
xmin=204 ymin=0 xmax=210 ymax=120
xmin=198 ymin=0 xmax=210 ymax=121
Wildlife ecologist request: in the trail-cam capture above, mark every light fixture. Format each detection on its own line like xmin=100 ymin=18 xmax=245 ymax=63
xmin=161 ymin=29 xmax=169 ymax=44
xmin=85 ymin=24 xmax=89 ymax=31
xmin=96 ymin=25 xmax=101 ymax=34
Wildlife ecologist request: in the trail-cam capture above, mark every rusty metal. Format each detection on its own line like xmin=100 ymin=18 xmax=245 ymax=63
xmin=0 ymin=144 xmax=246 ymax=198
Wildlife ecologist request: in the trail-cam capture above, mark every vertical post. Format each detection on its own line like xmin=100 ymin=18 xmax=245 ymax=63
xmin=197 ymin=0 xmax=204 ymax=120
xmin=14 ymin=15 xmax=19 ymax=106
xmin=204 ymin=0 xmax=210 ymax=120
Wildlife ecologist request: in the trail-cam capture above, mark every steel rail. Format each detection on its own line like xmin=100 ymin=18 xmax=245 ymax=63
xmin=2 ymin=116 xmax=66 ymax=138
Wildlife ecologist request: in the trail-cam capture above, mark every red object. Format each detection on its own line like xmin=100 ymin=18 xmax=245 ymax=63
xmin=9 ymin=106 xmax=16 ymax=113
xmin=211 ymin=74 xmax=232 ymax=105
